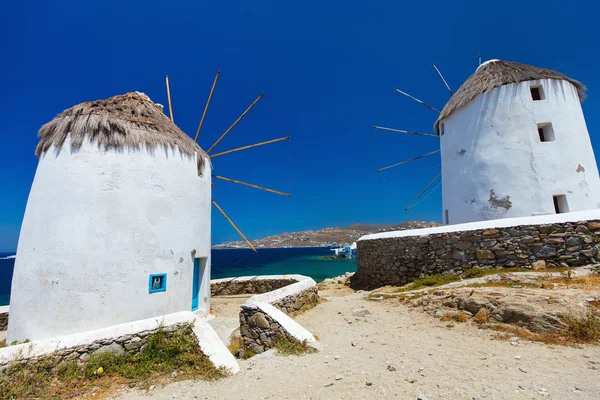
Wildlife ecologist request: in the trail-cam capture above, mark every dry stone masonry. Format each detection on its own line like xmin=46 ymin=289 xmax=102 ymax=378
xmin=211 ymin=275 xmax=320 ymax=354
xmin=211 ymin=278 xmax=297 ymax=296
xmin=355 ymin=220 xmax=600 ymax=289
xmin=0 ymin=323 xmax=190 ymax=369
xmin=0 ymin=311 xmax=8 ymax=331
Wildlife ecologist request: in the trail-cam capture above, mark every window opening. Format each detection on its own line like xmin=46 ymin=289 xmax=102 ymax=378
xmin=149 ymin=273 xmax=167 ymax=293
xmin=530 ymin=86 xmax=544 ymax=101
xmin=537 ymin=123 xmax=555 ymax=142
xmin=553 ymin=195 xmax=569 ymax=214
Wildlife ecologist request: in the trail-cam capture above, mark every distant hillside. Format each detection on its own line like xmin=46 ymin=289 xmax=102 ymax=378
xmin=213 ymin=220 xmax=441 ymax=249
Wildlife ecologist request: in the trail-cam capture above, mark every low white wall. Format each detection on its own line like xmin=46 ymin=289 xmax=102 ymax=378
xmin=8 ymin=137 xmax=212 ymax=343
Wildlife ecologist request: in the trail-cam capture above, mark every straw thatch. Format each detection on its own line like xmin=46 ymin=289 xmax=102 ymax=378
xmin=434 ymin=60 xmax=587 ymax=134
xmin=36 ymin=92 xmax=208 ymax=172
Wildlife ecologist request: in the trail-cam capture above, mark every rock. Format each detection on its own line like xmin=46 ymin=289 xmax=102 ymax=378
xmin=531 ymin=260 xmax=546 ymax=270
xmin=475 ymin=250 xmax=495 ymax=260
xmin=171 ymin=371 xmax=178 ymax=378
xmin=387 ymin=365 xmax=396 ymax=371
xmin=365 ymin=381 xmax=373 ymax=386
xmin=79 ymin=353 xmax=90 ymax=362
xmin=417 ymin=395 xmax=429 ymax=400
xmin=335 ymin=375 xmax=343 ymax=380
xmin=534 ymin=246 xmax=557 ymax=258
xmin=94 ymin=343 xmax=125 ymax=356
xmin=249 ymin=313 xmax=270 ymax=329
xmin=334 ymin=355 xmax=341 ymax=360
xmin=351 ymin=308 xmax=371 ymax=317
xmin=324 ymin=382 xmax=334 ymax=387
xmin=406 ymin=378 xmax=417 ymax=383
xmin=149 ymin=385 xmax=156 ymax=391
xmin=566 ymin=237 xmax=584 ymax=246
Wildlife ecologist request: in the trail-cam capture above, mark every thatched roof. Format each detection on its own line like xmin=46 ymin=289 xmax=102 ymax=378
xmin=434 ymin=60 xmax=587 ymax=134
xmin=36 ymin=92 xmax=208 ymax=172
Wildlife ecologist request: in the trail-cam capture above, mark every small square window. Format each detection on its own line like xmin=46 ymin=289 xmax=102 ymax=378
xmin=530 ymin=85 xmax=544 ymax=101
xmin=553 ymin=195 xmax=569 ymax=214
xmin=537 ymin=123 xmax=555 ymax=142
xmin=149 ymin=273 xmax=167 ymax=293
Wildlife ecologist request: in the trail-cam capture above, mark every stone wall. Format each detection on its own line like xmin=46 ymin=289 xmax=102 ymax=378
xmin=271 ymin=286 xmax=319 ymax=315
xmin=355 ymin=220 xmax=600 ymax=290
xmin=232 ymin=275 xmax=320 ymax=354
xmin=211 ymin=278 xmax=297 ymax=296
xmin=239 ymin=307 xmax=291 ymax=354
xmin=0 ymin=312 xmax=8 ymax=331
xmin=0 ymin=323 xmax=190 ymax=368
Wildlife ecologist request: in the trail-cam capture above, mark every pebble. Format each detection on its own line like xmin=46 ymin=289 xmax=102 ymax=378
xmin=514 ymin=356 xmax=521 ymax=360
xmin=334 ymin=355 xmax=341 ymax=360
xmin=406 ymin=378 xmax=417 ymax=383
xmin=149 ymin=385 xmax=156 ymax=391
xmin=366 ymin=381 xmax=373 ymax=386
xmin=335 ymin=375 xmax=343 ymax=380
xmin=387 ymin=365 xmax=397 ymax=371
xmin=417 ymin=395 xmax=429 ymax=400
xmin=518 ymin=367 xmax=527 ymax=373
xmin=324 ymin=382 xmax=334 ymax=387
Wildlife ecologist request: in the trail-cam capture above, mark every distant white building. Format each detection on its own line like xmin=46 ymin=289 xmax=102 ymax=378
xmin=8 ymin=92 xmax=212 ymax=343
xmin=435 ymin=60 xmax=600 ymax=225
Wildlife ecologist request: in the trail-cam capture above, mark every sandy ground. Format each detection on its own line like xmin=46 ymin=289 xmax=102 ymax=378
xmin=113 ymin=288 xmax=600 ymax=400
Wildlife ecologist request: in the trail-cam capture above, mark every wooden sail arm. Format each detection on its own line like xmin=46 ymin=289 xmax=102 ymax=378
xmin=194 ymin=70 xmax=220 ymax=142
xmin=210 ymin=136 xmax=291 ymax=158
xmin=377 ymin=149 xmax=440 ymax=172
xmin=394 ymin=88 xmax=440 ymax=114
xmin=405 ymin=172 xmax=441 ymax=211
xmin=431 ymin=63 xmax=453 ymax=96
xmin=212 ymin=175 xmax=291 ymax=197
xmin=212 ymin=199 xmax=257 ymax=253
xmin=207 ymin=93 xmax=264 ymax=154
xmin=165 ymin=75 xmax=174 ymax=122
xmin=374 ymin=126 xmax=438 ymax=138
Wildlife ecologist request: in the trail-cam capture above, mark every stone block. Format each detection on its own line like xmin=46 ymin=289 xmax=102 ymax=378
xmin=475 ymin=250 xmax=495 ymax=260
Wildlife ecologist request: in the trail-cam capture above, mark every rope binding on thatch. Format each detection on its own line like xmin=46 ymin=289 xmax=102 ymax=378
xmin=434 ymin=60 xmax=587 ymax=134
xmin=36 ymin=92 xmax=208 ymax=173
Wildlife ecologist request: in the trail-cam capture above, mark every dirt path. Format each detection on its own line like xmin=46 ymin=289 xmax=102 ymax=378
xmin=113 ymin=290 xmax=600 ymax=400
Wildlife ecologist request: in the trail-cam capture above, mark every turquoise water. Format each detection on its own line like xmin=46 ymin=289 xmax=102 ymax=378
xmin=0 ymin=248 xmax=356 ymax=306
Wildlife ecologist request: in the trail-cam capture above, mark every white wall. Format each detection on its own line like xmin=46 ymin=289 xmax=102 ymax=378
xmin=441 ymin=78 xmax=600 ymax=225
xmin=8 ymin=137 xmax=212 ymax=342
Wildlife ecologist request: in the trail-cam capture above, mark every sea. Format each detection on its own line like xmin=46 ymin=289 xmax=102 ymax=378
xmin=0 ymin=248 xmax=356 ymax=307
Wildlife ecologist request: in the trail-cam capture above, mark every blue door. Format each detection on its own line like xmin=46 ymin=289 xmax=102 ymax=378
xmin=192 ymin=259 xmax=200 ymax=311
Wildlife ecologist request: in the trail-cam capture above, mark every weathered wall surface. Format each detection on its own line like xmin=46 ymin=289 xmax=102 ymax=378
xmin=8 ymin=137 xmax=212 ymax=343
xmin=356 ymin=216 xmax=600 ymax=289
xmin=441 ymin=77 xmax=600 ymax=224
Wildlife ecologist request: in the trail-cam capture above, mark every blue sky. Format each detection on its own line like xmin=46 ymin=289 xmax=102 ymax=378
xmin=1 ymin=0 xmax=599 ymax=251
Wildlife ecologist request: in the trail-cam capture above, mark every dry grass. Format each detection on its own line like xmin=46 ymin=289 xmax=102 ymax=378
xmin=549 ymin=275 xmax=600 ymax=290
xmin=488 ymin=309 xmax=600 ymax=346
xmin=466 ymin=281 xmax=541 ymax=289
xmin=440 ymin=311 xmax=468 ymax=323
xmin=0 ymin=325 xmax=226 ymax=400
xmin=473 ymin=308 xmax=491 ymax=324
xmin=273 ymin=337 xmax=316 ymax=356
xmin=227 ymin=336 xmax=244 ymax=357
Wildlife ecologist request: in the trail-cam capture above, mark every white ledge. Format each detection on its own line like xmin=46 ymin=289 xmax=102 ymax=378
xmin=0 ymin=311 xmax=196 ymax=364
xmin=359 ymin=210 xmax=600 ymax=241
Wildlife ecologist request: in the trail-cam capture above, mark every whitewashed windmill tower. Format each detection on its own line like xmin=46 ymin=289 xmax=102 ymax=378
xmin=376 ymin=59 xmax=600 ymax=225
xmin=8 ymin=73 xmax=290 ymax=343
